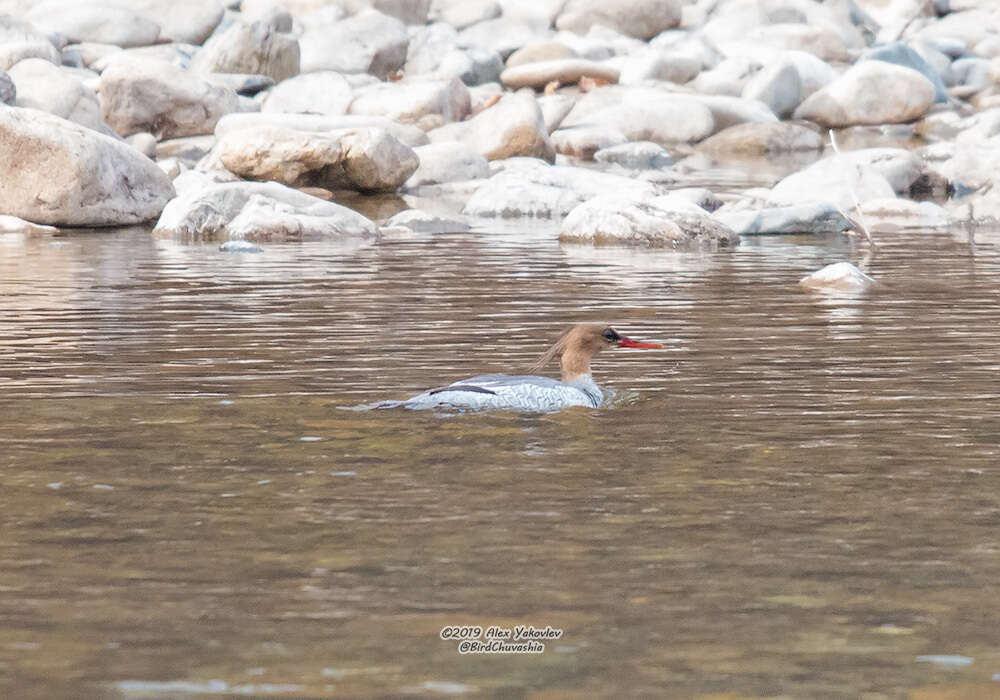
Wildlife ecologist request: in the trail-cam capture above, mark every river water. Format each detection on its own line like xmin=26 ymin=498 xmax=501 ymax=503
xmin=2 ymin=222 xmax=999 ymax=699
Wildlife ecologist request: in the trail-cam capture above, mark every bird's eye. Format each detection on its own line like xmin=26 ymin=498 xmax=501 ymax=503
xmin=602 ymin=329 xmax=618 ymax=342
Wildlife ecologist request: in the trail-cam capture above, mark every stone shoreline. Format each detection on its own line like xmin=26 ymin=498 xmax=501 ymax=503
xmin=0 ymin=0 xmax=998 ymax=249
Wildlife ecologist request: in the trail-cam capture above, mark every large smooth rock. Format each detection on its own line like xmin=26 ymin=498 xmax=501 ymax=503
xmin=500 ymin=58 xmax=619 ymax=89
xmin=214 ymin=112 xmax=429 ymax=147
xmin=793 ymin=62 xmax=935 ymax=127
xmin=861 ymin=41 xmax=948 ymax=104
xmin=405 ymin=22 xmax=504 ymax=85
xmin=337 ymin=128 xmax=420 ymax=192
xmin=7 ymin=58 xmax=113 ymax=136
xmin=714 ymin=202 xmax=852 ymax=235
xmin=216 ymin=125 xmax=343 ymax=185
xmin=463 ymin=161 xmax=663 ymax=218
xmin=799 ymin=262 xmax=875 ymax=293
xmin=770 ymin=158 xmax=896 ymax=210
xmin=129 ymin=0 xmax=224 ymax=45
xmin=261 ymin=72 xmax=353 ymax=115
xmin=405 ymin=141 xmax=490 ymax=187
xmin=299 ymin=9 xmax=407 ymax=78
xmin=99 ymin=55 xmax=240 ymax=138
xmin=348 ymin=78 xmax=470 ymax=124
xmin=699 ymin=122 xmax=823 ymax=156
xmin=0 ymin=107 xmax=174 ymax=226
xmin=618 ymin=49 xmax=702 ymax=86
xmin=555 ymin=0 xmax=682 ymax=41
xmin=26 ymin=2 xmax=161 ymax=48
xmin=428 ymin=90 xmax=555 ymax=162
xmin=154 ymin=178 xmax=379 ymax=241
xmin=742 ymin=59 xmax=802 ymax=118
xmin=559 ymin=194 xmax=739 ymax=248
xmin=189 ymin=20 xmax=299 ymax=83
xmin=559 ymin=87 xmax=715 ymax=144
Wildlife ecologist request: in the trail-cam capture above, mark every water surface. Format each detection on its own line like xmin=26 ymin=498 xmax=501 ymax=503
xmin=2 ymin=225 xmax=1000 ymax=698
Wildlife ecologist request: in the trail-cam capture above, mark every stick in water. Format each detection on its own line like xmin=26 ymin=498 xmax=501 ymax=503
xmin=828 ymin=129 xmax=874 ymax=246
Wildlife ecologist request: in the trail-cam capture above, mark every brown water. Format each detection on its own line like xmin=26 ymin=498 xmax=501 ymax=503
xmin=2 ymin=225 xmax=1000 ymax=699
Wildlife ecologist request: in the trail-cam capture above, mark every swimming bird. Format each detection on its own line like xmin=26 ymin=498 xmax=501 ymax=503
xmin=374 ymin=323 xmax=663 ymax=412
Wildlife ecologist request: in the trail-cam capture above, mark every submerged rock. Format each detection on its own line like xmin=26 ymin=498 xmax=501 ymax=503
xmin=594 ymin=141 xmax=674 ymax=169
xmin=799 ymin=262 xmax=875 ymax=292
xmin=0 ymin=107 xmax=174 ymax=226
xmin=385 ymin=209 xmax=471 ymax=233
xmin=714 ymin=203 xmax=853 ymax=235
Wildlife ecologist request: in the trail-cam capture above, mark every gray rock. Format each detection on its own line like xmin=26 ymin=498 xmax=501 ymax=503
xmin=552 ymin=126 xmax=627 ymax=160
xmin=405 ymin=141 xmax=490 ymax=187
xmin=99 ymin=55 xmax=240 ymax=138
xmin=216 ymin=125 xmax=344 ymax=185
xmin=951 ymin=57 xmax=992 ymax=95
xmin=189 ymin=20 xmax=299 ymax=83
xmin=91 ymin=42 xmax=200 ymax=73
xmin=714 ymin=202 xmax=852 ymax=235
xmin=744 ymin=23 xmax=850 ymax=63
xmin=0 ymin=106 xmax=174 ymax=226
xmin=0 ymin=70 xmax=13 ymax=105
xmin=558 ymin=194 xmax=739 ymax=248
xmin=154 ymin=179 xmax=379 ymax=241
xmin=219 ymin=239 xmax=263 ymax=253
xmin=126 ymin=131 xmax=158 ymax=159
xmin=428 ymin=90 xmax=555 ymax=162
xmin=560 ymin=86 xmax=715 ymax=144
xmin=689 ymin=56 xmax=757 ymax=96
xmin=299 ymin=9 xmax=407 ymax=78
xmin=385 ymin=209 xmax=471 ymax=233
xmin=500 ymin=58 xmax=619 ymax=89
xmin=793 ymin=62 xmax=935 ymax=127
xmin=742 ymin=59 xmax=801 ymax=118
xmin=463 ymin=161 xmax=662 ymax=218
xmin=698 ymin=122 xmax=823 ymax=156
xmin=458 ymin=18 xmax=545 ymax=60
xmin=0 ymin=41 xmax=61 ymax=71
xmin=861 ymin=42 xmax=948 ymax=104
xmin=128 ymin=0 xmax=225 ymax=45
xmin=688 ymin=94 xmax=777 ymax=133
xmin=594 ymin=141 xmax=674 ymax=169
xmin=214 ymin=112 xmax=430 ymax=147
xmin=8 ymin=58 xmax=113 ymax=136
xmin=799 ymin=262 xmax=874 ymax=292
xmin=348 ymin=78 xmax=471 ymax=124
xmin=770 ymin=159 xmax=897 ymax=211
xmin=262 ymin=72 xmax=353 ymax=115
xmin=26 ymin=1 xmax=161 ymax=48
xmin=506 ymin=41 xmax=577 ymax=68
xmin=337 ymin=128 xmax=420 ymax=192
xmin=555 ymin=0 xmax=682 ymax=41
xmin=430 ymin=0 xmax=501 ymax=30
xmin=618 ymin=49 xmax=701 ymax=85
xmin=205 ymin=72 xmax=274 ymax=96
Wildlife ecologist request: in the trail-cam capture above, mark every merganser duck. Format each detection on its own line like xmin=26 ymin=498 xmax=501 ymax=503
xmin=372 ymin=323 xmax=663 ymax=412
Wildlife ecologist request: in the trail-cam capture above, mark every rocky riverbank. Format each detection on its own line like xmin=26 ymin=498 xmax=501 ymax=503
xmin=0 ymin=0 xmax=998 ymax=248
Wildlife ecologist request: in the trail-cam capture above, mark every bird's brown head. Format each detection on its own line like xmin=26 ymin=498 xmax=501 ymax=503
xmin=530 ymin=323 xmax=663 ymax=381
